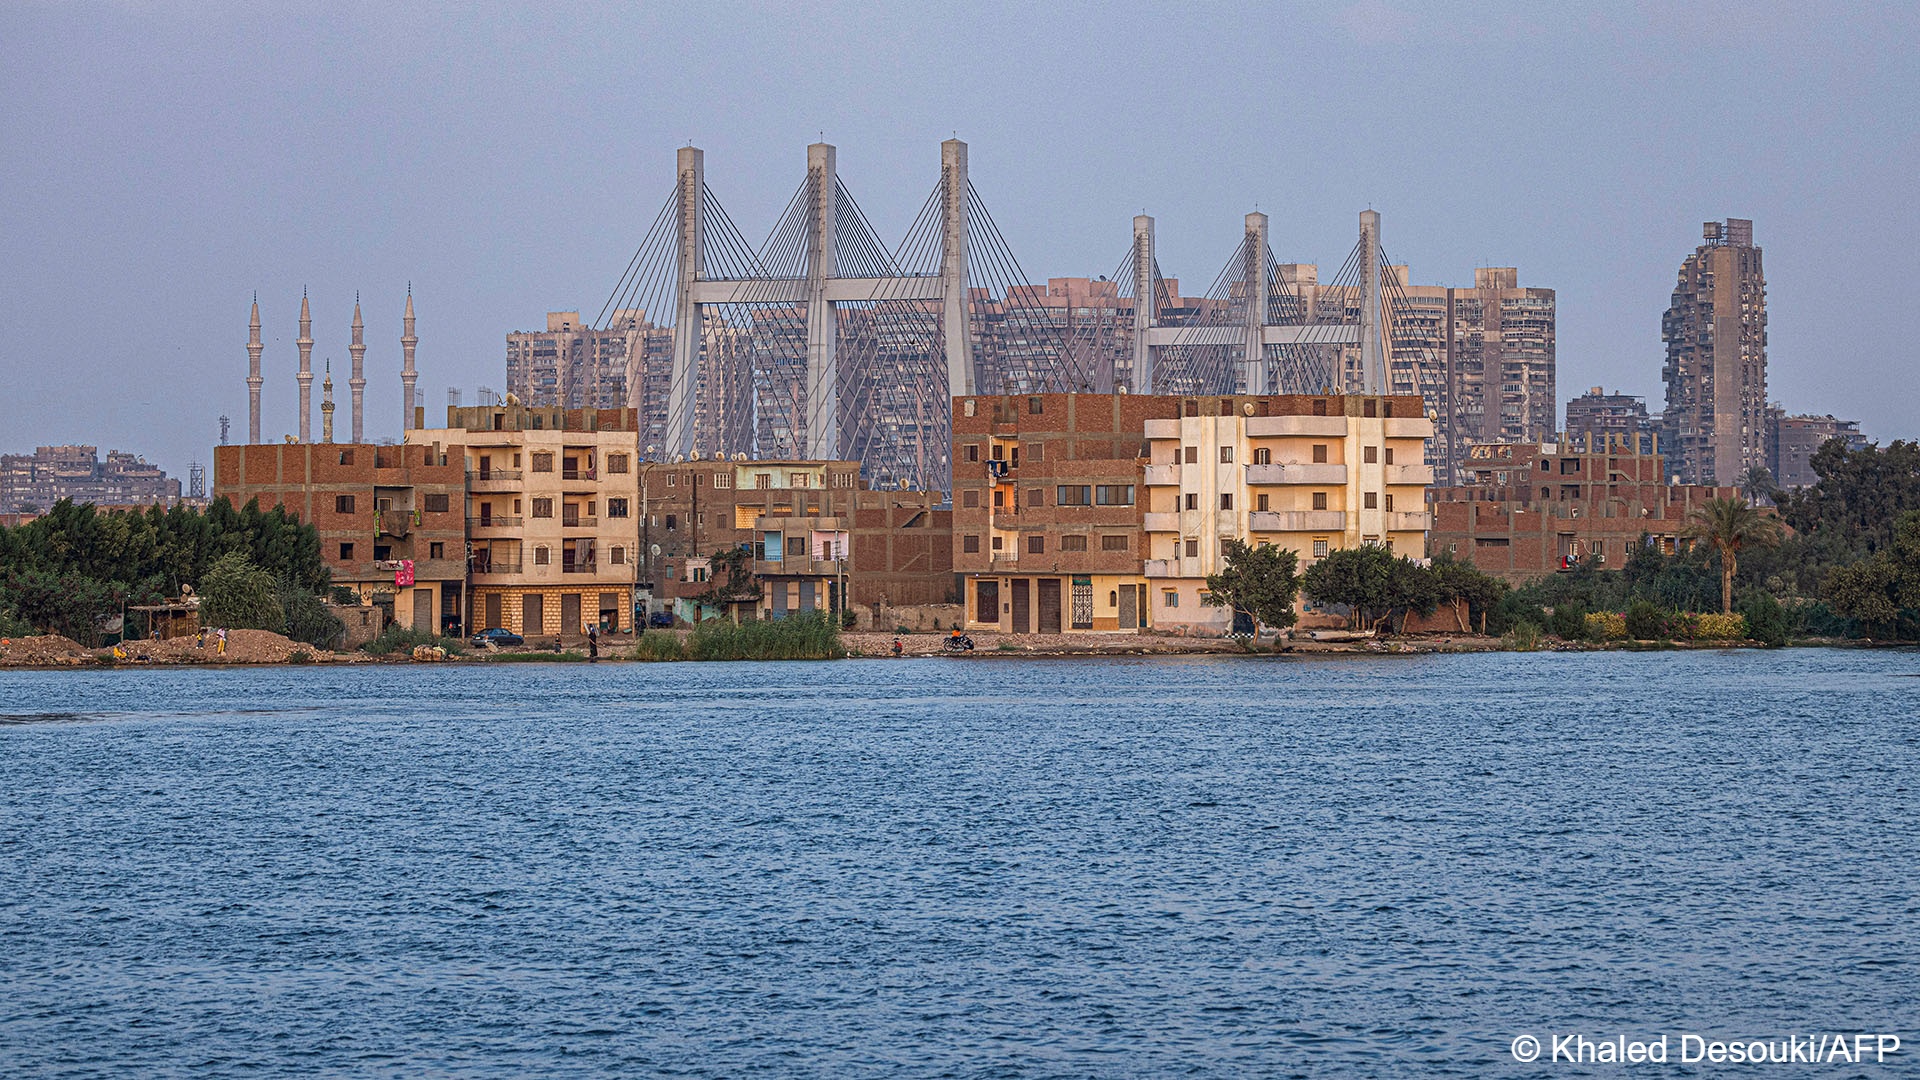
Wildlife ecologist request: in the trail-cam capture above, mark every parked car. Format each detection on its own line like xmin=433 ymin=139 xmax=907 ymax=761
xmin=470 ymin=628 xmax=525 ymax=648
xmin=648 ymin=611 xmax=676 ymax=629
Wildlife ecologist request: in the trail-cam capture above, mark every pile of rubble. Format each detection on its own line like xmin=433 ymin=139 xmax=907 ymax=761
xmin=0 ymin=634 xmax=96 ymax=666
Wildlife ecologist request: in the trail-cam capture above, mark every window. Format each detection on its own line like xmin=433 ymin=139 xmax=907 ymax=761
xmin=666 ymin=472 xmax=677 ymax=486
xmin=1220 ymin=399 xmax=1234 ymax=416
xmin=1056 ymin=485 xmax=1092 ymax=506
xmin=1061 ymin=535 xmax=1088 ymax=552
xmin=665 ymin=514 xmax=677 ymax=531
xmin=1164 ymin=589 xmax=1179 ymax=608
xmin=374 ymin=545 xmax=391 ymax=562
xmin=1028 ymin=396 xmax=1043 ymax=414
xmin=513 ymin=499 xmax=522 ymax=514
xmin=755 ymin=473 xmax=771 ymax=489
xmin=1312 ymin=399 xmax=1328 ymax=416
xmin=1094 ymin=485 xmax=1134 ymax=505
xmin=335 ymin=495 xmax=356 ymax=514
xmin=787 ymin=536 xmax=805 ymax=557
xmin=714 ymin=472 xmax=733 ymax=489
xmin=1383 ymin=400 xmax=1395 ymax=418
xmin=608 ymin=498 xmax=629 ymax=518
xmin=534 ymin=545 xmax=550 ymax=566
xmin=1028 ymin=442 xmax=1043 ymax=462
xmin=1184 ymin=400 xmax=1199 ymax=417
xmin=532 ymin=497 xmax=554 ymax=518
xmin=1312 ymin=492 xmax=1328 ymax=510
xmin=1257 ymin=494 xmax=1269 ymax=511
xmin=963 ymin=534 xmax=980 ymax=553
xmin=991 ymin=535 xmax=1002 ymax=550
xmin=1220 ymin=446 xmax=1234 ymax=463
xmin=606 ymin=453 xmax=629 ymax=474
xmin=1184 ymin=446 xmax=1198 ymax=464
xmin=1184 ymin=538 xmax=1198 ymax=557
xmin=1384 ymin=448 xmax=1395 ymax=465
xmin=1027 ymin=534 xmax=1045 ymax=554
xmin=790 ymin=473 xmax=810 ymax=488
xmin=428 ymin=542 xmax=444 ymax=560
xmin=1364 ymin=399 xmax=1378 ymax=418
xmin=963 ymin=489 xmax=980 ymax=508
xmin=338 ymin=449 xmax=355 ymax=466
xmin=1364 ymin=446 xmax=1378 ymax=464
xmin=1313 ymin=539 xmax=1329 ymax=558
xmin=966 ymin=444 xmax=979 ymax=462
xmin=1253 ymin=448 xmax=1271 ymax=465
xmin=1364 ymin=492 xmax=1378 ymax=509
xmin=1220 ymin=493 xmax=1233 ymax=510
xmin=611 ymin=546 xmax=626 ymax=565
xmin=1101 ymin=534 xmax=1129 ymax=551
xmin=531 ymin=452 xmax=554 ymax=473
xmin=1027 ymin=488 xmax=1045 ymax=507
xmin=339 ymin=542 xmax=354 ymax=561
xmin=993 ymin=489 xmax=1005 ymax=508
xmin=1312 ymin=444 xmax=1328 ymax=463
xmin=1184 ymin=493 xmax=1198 ymax=511
xmin=1385 ymin=494 xmax=1394 ymax=512
xmin=416 ymin=493 xmax=445 ymax=514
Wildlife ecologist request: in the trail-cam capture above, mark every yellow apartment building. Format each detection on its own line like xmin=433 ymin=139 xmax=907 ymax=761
xmin=407 ymin=404 xmax=641 ymax=639
xmin=1142 ymin=395 xmax=1434 ymax=633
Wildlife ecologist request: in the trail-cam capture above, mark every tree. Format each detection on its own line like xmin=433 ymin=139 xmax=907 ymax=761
xmin=1740 ymin=465 xmax=1779 ymax=506
xmin=1684 ymin=496 xmax=1782 ymax=614
xmin=1779 ymin=439 xmax=1920 ymax=553
xmin=1203 ymin=540 xmax=1301 ymax=632
xmin=198 ymin=552 xmax=284 ymax=633
xmin=1426 ymin=552 xmax=1507 ymax=632
xmin=1301 ymin=545 xmax=1399 ymax=631
xmin=1824 ymin=510 xmax=1920 ymax=636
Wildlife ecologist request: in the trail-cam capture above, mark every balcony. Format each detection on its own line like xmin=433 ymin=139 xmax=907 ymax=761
xmin=1249 ymin=510 xmax=1347 ymax=532
xmin=373 ymin=510 xmax=415 ymax=537
xmin=1144 ymin=559 xmax=1178 ymax=576
xmin=1247 ymin=463 xmax=1346 ymax=485
xmin=467 ymin=516 xmax=523 ymax=530
xmin=1386 ymin=464 xmax=1435 ymax=485
xmin=1387 ymin=511 xmax=1433 ymax=531
xmin=989 ymin=553 xmax=1018 ymax=570
xmin=561 ymin=560 xmax=599 ymax=575
xmin=1383 ymin=417 xmax=1436 ymax=438
xmin=1246 ymin=415 xmax=1349 ymax=437
xmin=562 ymin=469 xmax=598 ymax=482
xmin=755 ymin=558 xmax=846 ymax=577
xmin=1143 ymin=463 xmax=1181 ymax=486
xmin=1141 ymin=512 xmax=1179 ymax=532
xmin=470 ymin=558 xmax=524 ymax=576
xmin=1142 ymin=419 xmax=1181 ymax=439
xmin=561 ymin=515 xmax=598 ymax=529
xmin=468 ymin=468 xmax=522 ymax=488
xmin=992 ymin=513 xmax=1021 ymax=530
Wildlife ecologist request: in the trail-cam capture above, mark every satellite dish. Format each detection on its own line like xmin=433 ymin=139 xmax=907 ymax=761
xmin=1243 ymin=402 xmax=1255 ymax=416
xmin=650 ymin=544 xmax=662 ymax=557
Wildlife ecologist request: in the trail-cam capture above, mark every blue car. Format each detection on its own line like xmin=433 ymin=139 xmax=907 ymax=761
xmin=648 ymin=611 xmax=675 ymax=628
xmin=470 ymin=628 xmax=525 ymax=648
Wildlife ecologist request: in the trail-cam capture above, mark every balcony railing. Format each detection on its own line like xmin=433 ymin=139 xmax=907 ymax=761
xmin=1383 ymin=417 xmax=1436 ymax=439
xmin=1387 ymin=510 xmax=1433 ymax=531
xmin=1245 ymin=415 xmax=1349 ymax=437
xmin=469 ymin=468 xmax=522 ymax=485
xmin=1249 ymin=510 xmax=1347 ymax=532
xmin=755 ymin=558 xmax=846 ymax=577
xmin=1142 ymin=419 xmax=1180 ymax=439
xmin=561 ymin=515 xmax=598 ymax=529
xmin=467 ymin=516 xmax=523 ymax=530
xmin=470 ymin=558 xmax=523 ymax=575
xmin=562 ymin=468 xmax=598 ymax=481
xmin=1143 ymin=463 xmax=1181 ymax=486
xmin=1143 ymin=559 xmax=1177 ymax=576
xmin=989 ymin=553 xmax=1018 ymax=569
xmin=991 ymin=513 xmax=1021 ymax=530
xmin=561 ymin=560 xmax=599 ymax=574
xmin=1141 ymin=512 xmax=1179 ymax=532
xmin=1246 ymin=463 xmax=1347 ymax=485
xmin=1385 ymin=464 xmax=1435 ymax=485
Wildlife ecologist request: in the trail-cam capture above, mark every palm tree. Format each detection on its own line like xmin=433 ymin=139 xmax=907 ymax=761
xmin=1740 ymin=465 xmax=1778 ymax=506
xmin=1684 ymin=496 xmax=1782 ymax=614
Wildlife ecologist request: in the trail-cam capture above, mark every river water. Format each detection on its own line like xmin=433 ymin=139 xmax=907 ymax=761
xmin=1 ymin=650 xmax=1914 ymax=1077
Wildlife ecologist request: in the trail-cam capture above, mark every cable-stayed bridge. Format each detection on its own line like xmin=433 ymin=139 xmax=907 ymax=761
xmin=595 ymin=139 xmax=1426 ymax=492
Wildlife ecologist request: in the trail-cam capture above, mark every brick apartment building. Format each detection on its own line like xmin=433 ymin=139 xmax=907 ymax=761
xmin=213 ymin=442 xmax=468 ymax=632
xmin=1428 ymin=434 xmax=1738 ymax=583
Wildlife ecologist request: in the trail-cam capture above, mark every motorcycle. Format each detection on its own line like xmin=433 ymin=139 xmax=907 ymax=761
xmin=943 ymin=634 xmax=975 ymax=652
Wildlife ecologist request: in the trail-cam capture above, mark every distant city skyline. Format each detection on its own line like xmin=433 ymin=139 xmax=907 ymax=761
xmin=2 ymin=2 xmax=1914 ymax=479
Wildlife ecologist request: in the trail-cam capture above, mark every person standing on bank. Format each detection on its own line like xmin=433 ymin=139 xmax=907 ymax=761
xmin=586 ymin=623 xmax=599 ymax=660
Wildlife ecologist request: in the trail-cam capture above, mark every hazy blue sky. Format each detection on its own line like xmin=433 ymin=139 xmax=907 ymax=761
xmin=3 ymin=1 xmax=1915 ymax=479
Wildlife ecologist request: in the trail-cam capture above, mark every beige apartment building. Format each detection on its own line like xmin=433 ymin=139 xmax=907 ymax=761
xmin=407 ymin=404 xmax=641 ymax=638
xmin=1142 ymin=394 xmax=1434 ymax=634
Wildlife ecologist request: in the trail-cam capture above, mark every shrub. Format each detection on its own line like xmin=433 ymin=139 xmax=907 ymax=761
xmin=1624 ymin=600 xmax=1667 ymax=640
xmin=198 ymin=552 xmax=284 ymax=634
xmin=1695 ymin=613 xmax=1748 ymax=640
xmin=1547 ymin=601 xmax=1588 ymax=640
xmin=840 ymin=608 xmax=857 ymax=630
xmin=629 ymin=633 xmax=686 ymax=661
xmin=280 ymin=578 xmax=345 ymax=649
xmin=1739 ymin=593 xmax=1789 ymax=646
xmin=362 ymin=625 xmax=465 ymax=656
xmin=687 ymin=611 xmax=844 ymax=661
xmin=1584 ymin=611 xmax=1626 ymax=641
xmin=1503 ymin=619 xmax=1543 ymax=651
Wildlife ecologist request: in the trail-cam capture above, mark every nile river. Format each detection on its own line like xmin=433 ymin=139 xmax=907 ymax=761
xmin=1 ymin=650 xmax=1915 ymax=1076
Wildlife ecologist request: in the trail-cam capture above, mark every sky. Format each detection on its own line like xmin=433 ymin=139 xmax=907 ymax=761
xmin=3 ymin=1 xmax=1915 ymax=481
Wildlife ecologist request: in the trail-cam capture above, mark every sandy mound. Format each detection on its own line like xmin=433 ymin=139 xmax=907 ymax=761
xmin=108 ymin=629 xmax=327 ymax=664
xmin=0 ymin=634 xmax=95 ymax=666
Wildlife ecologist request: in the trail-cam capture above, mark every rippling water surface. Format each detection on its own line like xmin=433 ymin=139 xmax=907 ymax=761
xmin=1 ymin=650 xmax=1915 ymax=1076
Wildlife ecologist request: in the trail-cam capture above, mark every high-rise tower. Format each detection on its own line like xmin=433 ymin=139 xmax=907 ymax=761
xmin=296 ymin=290 xmax=315 ymax=443
xmin=321 ymin=361 xmax=336 ymax=444
xmin=246 ymin=295 xmax=264 ymax=444
xmin=1662 ymin=219 xmax=1767 ymax=484
xmin=349 ymin=294 xmax=368 ymax=443
xmin=401 ymin=285 xmax=419 ymax=430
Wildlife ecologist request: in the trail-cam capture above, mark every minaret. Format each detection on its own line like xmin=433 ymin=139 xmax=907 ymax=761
xmin=296 ymin=289 xmax=315 ymax=442
xmin=321 ymin=361 xmax=336 ymax=444
xmin=400 ymin=284 xmax=419 ymax=431
xmin=246 ymin=294 xmax=264 ymax=443
xmin=397 ymin=286 xmax=416 ymax=428
xmin=349 ymin=294 xmax=368 ymax=443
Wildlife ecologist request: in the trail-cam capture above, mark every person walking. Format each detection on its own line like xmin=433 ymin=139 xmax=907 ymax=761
xmin=216 ymin=627 xmax=227 ymax=657
xmin=586 ymin=623 xmax=599 ymax=660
